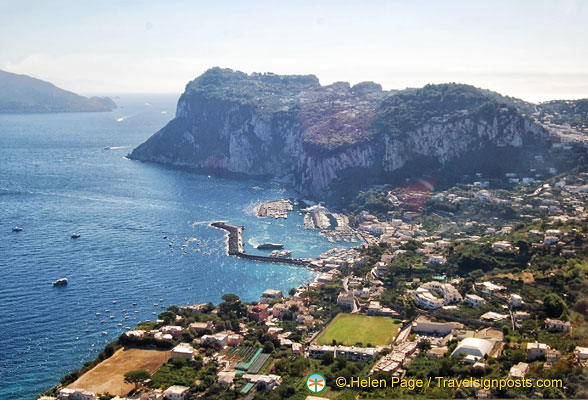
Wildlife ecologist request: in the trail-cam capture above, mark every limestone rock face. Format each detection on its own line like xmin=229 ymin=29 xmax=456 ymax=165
xmin=130 ymin=68 xmax=554 ymax=197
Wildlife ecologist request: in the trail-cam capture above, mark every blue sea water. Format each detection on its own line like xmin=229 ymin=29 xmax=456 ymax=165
xmin=0 ymin=95 xmax=337 ymax=399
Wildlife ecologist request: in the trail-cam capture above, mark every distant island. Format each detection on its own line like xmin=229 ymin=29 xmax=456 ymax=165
xmin=0 ymin=69 xmax=116 ymax=113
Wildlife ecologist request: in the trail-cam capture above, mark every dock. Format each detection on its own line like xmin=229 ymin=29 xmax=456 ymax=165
xmin=210 ymin=222 xmax=309 ymax=266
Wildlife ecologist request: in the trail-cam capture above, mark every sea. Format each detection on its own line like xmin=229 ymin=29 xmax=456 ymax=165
xmin=0 ymin=95 xmax=341 ymax=399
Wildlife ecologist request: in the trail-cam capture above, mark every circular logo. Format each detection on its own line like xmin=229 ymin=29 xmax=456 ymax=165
xmin=306 ymin=373 xmax=326 ymax=393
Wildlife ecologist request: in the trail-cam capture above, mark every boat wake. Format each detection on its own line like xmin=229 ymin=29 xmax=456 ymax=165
xmin=104 ymin=145 xmax=131 ymax=150
xmin=115 ymin=114 xmax=135 ymax=122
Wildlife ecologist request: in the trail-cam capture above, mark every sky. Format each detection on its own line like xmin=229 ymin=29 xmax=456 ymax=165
xmin=1 ymin=0 xmax=587 ymax=102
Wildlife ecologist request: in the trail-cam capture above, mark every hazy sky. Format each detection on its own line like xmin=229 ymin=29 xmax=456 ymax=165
xmin=1 ymin=0 xmax=587 ymax=102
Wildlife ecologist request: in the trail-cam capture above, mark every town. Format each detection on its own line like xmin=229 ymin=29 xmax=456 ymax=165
xmin=41 ymin=167 xmax=588 ymax=400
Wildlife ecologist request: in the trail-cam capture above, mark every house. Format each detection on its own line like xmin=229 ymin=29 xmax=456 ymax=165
xmin=508 ymin=362 xmax=529 ymax=380
xmin=337 ymin=292 xmax=355 ymax=309
xmin=374 ymin=262 xmax=389 ymax=278
xmin=452 ymin=338 xmax=494 ymax=358
xmin=413 ymin=287 xmax=444 ymax=310
xmin=575 ymin=346 xmax=588 ymax=366
xmin=544 ymin=236 xmax=559 ymax=245
xmin=367 ymin=301 xmax=399 ymax=317
xmin=272 ymin=303 xmax=290 ymax=318
xmin=428 ymin=255 xmax=446 ymax=265
xmin=171 ymin=343 xmax=195 ymax=360
xmin=480 ymin=312 xmax=508 ymax=322
xmin=160 ymin=326 xmax=183 ymax=339
xmin=218 ymin=371 xmax=236 ymax=386
xmin=163 ymin=386 xmax=190 ymax=400
xmin=292 ymin=342 xmax=303 ymax=355
xmin=545 ymin=319 xmax=571 ymax=332
xmin=189 ymin=321 xmax=213 ymax=332
xmin=259 ymin=289 xmax=283 ymax=304
xmin=466 ymin=294 xmax=486 ymax=308
xmin=255 ymin=374 xmax=282 ymax=390
xmin=418 ymin=281 xmax=462 ymax=306
xmin=492 ymin=241 xmax=512 ymax=251
xmin=248 ymin=304 xmax=269 ymax=321
xmin=200 ymin=333 xmax=229 ymax=348
xmin=477 ymin=281 xmax=506 ymax=296
xmin=510 ymin=294 xmax=523 ymax=308
xmin=527 ymin=342 xmax=550 ymax=361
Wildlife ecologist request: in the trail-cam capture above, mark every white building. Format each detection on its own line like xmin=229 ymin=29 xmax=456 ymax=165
xmin=337 ymin=292 xmax=355 ymax=309
xmin=452 ymin=338 xmax=494 ymax=358
xmin=163 ymin=386 xmax=189 ymax=400
xmin=545 ymin=319 xmax=571 ymax=332
xmin=466 ymin=294 xmax=486 ymax=308
xmin=527 ymin=342 xmax=550 ymax=361
xmin=259 ymin=289 xmax=283 ymax=304
xmin=508 ymin=362 xmax=529 ymax=380
xmin=171 ymin=343 xmax=195 ymax=360
xmin=510 ymin=294 xmax=523 ymax=308
xmin=412 ymin=317 xmax=464 ymax=335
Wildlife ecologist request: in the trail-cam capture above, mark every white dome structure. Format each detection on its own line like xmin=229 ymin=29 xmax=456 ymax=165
xmin=451 ymin=338 xmax=494 ymax=358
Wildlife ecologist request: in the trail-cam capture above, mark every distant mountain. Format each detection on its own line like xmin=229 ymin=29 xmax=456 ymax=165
xmin=0 ymin=69 xmax=116 ymax=113
xmin=130 ymin=67 xmax=587 ymax=200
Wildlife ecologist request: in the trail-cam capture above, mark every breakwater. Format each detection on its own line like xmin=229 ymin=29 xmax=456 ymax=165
xmin=211 ymin=222 xmax=310 ymax=266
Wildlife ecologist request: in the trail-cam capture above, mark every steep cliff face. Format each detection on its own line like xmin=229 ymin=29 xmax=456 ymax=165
xmin=130 ymin=68 xmax=554 ymax=198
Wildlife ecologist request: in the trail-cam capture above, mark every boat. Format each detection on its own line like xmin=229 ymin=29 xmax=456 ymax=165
xmin=102 ymin=331 xmax=108 ymax=335
xmin=71 ymin=233 xmax=80 ymax=239
xmin=12 ymin=226 xmax=23 ymax=232
xmin=52 ymin=278 xmax=68 ymax=286
xmin=109 ymin=315 xmax=115 ymax=319
xmin=269 ymin=250 xmax=293 ymax=259
xmin=256 ymin=242 xmax=284 ymax=250
xmin=112 ymin=300 xmax=117 ymax=304
xmin=95 ymin=312 xmax=101 ymax=316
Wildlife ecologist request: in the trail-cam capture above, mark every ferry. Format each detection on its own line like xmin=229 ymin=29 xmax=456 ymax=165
xmin=52 ymin=278 xmax=68 ymax=286
xmin=256 ymin=242 xmax=284 ymax=250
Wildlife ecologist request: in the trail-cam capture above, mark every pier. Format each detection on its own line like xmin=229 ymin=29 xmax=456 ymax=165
xmin=210 ymin=222 xmax=310 ymax=266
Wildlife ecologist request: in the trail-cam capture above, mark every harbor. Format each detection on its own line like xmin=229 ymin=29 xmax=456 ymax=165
xmin=210 ymin=222 xmax=310 ymax=266
xmin=256 ymin=198 xmax=293 ymax=219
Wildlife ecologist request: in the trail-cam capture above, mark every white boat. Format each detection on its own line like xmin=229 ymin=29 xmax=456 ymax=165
xmin=71 ymin=233 xmax=80 ymax=239
xmin=52 ymin=278 xmax=68 ymax=286
xmin=12 ymin=226 xmax=23 ymax=232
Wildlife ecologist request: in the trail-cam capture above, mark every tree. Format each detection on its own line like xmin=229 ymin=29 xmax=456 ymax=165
xmin=418 ymin=339 xmax=432 ymax=352
xmin=263 ymin=341 xmax=275 ymax=354
xmin=322 ymin=352 xmax=334 ymax=365
xmin=543 ymin=294 xmax=567 ymax=318
xmin=124 ymin=369 xmax=150 ymax=389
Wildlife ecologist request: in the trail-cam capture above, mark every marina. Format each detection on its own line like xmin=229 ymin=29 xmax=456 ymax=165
xmin=256 ymin=198 xmax=293 ymax=219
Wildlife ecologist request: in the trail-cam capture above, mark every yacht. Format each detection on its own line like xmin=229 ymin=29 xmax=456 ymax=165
xmin=256 ymin=242 xmax=284 ymax=250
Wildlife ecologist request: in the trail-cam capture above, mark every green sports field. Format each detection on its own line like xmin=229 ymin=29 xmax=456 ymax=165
xmin=316 ymin=313 xmax=402 ymax=346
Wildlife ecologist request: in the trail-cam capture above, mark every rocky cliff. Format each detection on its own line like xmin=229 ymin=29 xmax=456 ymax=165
xmin=130 ymin=68 xmax=569 ymax=199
